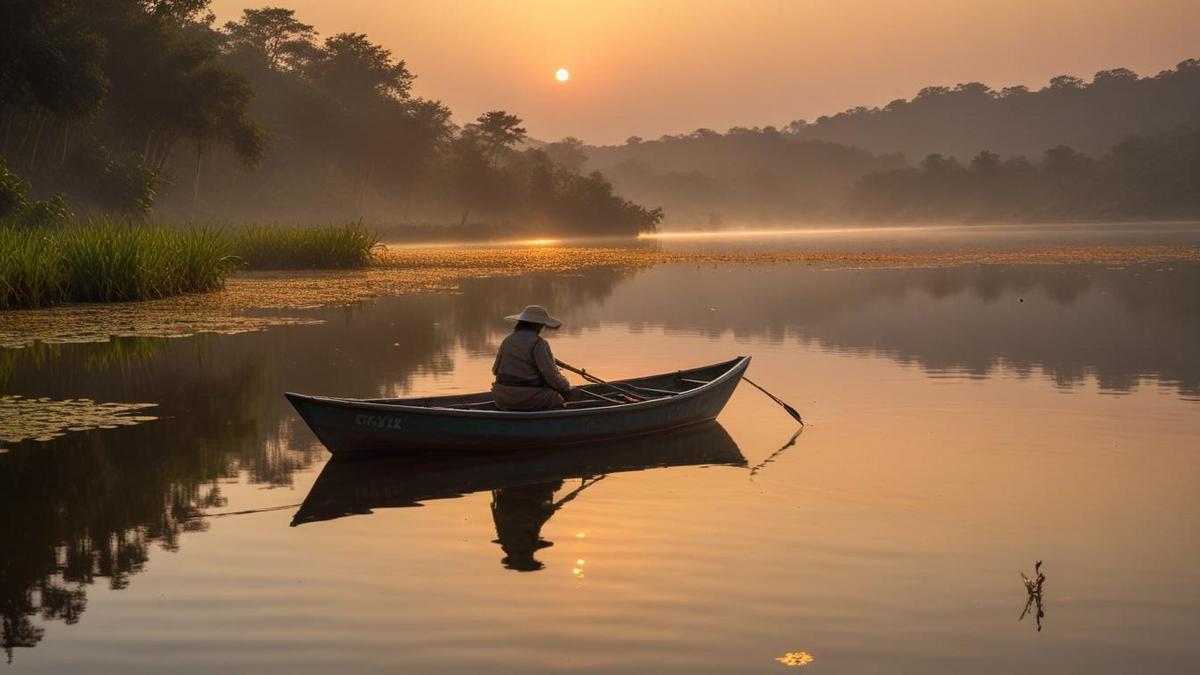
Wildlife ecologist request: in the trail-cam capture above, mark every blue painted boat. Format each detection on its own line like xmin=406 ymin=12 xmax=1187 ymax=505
xmin=286 ymin=356 xmax=750 ymax=453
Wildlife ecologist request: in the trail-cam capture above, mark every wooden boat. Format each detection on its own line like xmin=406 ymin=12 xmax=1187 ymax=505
xmin=291 ymin=421 xmax=746 ymax=527
xmin=285 ymin=356 xmax=750 ymax=454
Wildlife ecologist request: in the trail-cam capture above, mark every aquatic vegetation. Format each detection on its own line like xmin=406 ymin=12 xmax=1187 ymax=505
xmin=0 ymin=225 xmax=62 ymax=308
xmin=228 ymin=222 xmax=380 ymax=270
xmin=4 ymin=241 xmax=1198 ymax=348
xmin=0 ymin=395 xmax=158 ymax=451
xmin=56 ymin=220 xmax=234 ymax=302
xmin=0 ymin=220 xmax=383 ymax=309
xmin=0 ymin=220 xmax=235 ymax=309
xmin=0 ymin=301 xmax=323 ymax=349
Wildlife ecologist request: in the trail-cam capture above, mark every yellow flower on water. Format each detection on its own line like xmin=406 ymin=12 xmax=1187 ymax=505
xmin=775 ymin=651 xmax=814 ymax=667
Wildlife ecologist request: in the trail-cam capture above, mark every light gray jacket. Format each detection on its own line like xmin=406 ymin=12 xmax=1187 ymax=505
xmin=491 ymin=328 xmax=571 ymax=394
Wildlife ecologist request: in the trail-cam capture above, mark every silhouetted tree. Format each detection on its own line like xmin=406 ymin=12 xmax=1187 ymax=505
xmin=222 ymin=7 xmax=318 ymax=71
xmin=1 ymin=0 xmax=263 ymax=214
xmin=543 ymin=136 xmax=587 ymax=173
xmin=467 ymin=111 xmax=527 ymax=160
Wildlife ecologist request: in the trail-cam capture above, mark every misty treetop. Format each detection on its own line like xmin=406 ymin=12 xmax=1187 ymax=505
xmin=586 ymin=119 xmax=1200 ymax=226
xmin=849 ymin=125 xmax=1200 ymax=222
xmin=785 ymin=61 xmax=1200 ymax=160
xmin=0 ymin=1 xmax=662 ymax=235
xmin=575 ymin=61 xmax=1200 ymax=226
xmin=585 ymin=128 xmax=905 ymax=225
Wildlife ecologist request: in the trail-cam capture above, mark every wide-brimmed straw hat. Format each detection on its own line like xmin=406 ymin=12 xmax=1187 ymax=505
xmin=505 ymin=304 xmax=562 ymax=328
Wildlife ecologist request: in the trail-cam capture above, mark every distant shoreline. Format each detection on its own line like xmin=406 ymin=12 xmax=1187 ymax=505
xmin=369 ymin=219 xmax=1200 ymax=247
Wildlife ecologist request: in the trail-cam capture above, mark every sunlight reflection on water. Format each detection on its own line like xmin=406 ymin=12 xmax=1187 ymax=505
xmin=1 ymin=232 xmax=1199 ymax=673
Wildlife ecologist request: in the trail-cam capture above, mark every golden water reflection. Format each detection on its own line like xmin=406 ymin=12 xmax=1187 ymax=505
xmin=291 ymin=422 xmax=747 ymax=573
xmin=1 ymin=253 xmax=1198 ymax=670
xmin=775 ymin=651 xmax=815 ymax=667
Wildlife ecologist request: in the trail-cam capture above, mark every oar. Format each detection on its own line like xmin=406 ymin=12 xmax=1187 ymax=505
xmin=741 ymin=376 xmax=804 ymax=426
xmin=560 ymin=359 xmax=804 ymax=425
xmin=555 ymin=359 xmax=647 ymax=401
xmin=576 ymin=387 xmax=624 ymax=405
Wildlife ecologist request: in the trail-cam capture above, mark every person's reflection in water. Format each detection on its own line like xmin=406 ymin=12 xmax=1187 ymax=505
xmin=490 ymin=481 xmax=563 ymax=571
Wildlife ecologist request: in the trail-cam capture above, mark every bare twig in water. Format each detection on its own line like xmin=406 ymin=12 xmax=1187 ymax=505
xmin=1019 ymin=560 xmax=1046 ymax=632
xmin=749 ymin=427 xmax=805 ymax=477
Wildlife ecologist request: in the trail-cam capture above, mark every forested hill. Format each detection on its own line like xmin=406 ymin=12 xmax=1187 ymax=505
xmin=570 ymin=60 xmax=1200 ymax=226
xmin=571 ymin=132 xmax=904 ymax=225
xmin=0 ymin=1 xmax=661 ymax=234
xmin=785 ymin=61 xmax=1200 ymax=159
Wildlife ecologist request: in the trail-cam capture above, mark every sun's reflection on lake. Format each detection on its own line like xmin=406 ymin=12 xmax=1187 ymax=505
xmin=1 ymin=241 xmax=1198 ymax=672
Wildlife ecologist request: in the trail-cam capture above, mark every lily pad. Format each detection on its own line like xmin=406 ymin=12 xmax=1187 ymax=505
xmin=0 ymin=395 xmax=159 ymax=451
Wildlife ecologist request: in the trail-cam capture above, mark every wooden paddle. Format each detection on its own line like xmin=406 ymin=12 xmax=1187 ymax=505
xmin=555 ymin=359 xmax=648 ymax=401
xmin=740 ymin=376 xmax=805 ymax=426
xmin=559 ymin=358 xmax=804 ymax=426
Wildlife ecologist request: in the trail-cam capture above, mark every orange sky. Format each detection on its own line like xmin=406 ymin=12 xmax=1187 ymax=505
xmin=208 ymin=0 xmax=1200 ymax=145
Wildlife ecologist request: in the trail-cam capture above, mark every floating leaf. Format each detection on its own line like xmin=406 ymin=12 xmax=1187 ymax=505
xmin=0 ymin=395 xmax=158 ymax=451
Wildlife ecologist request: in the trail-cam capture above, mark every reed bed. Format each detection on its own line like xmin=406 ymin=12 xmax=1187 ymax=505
xmin=0 ymin=220 xmax=379 ymax=309
xmin=0 ymin=221 xmax=234 ymax=308
xmin=229 ymin=223 xmax=379 ymax=270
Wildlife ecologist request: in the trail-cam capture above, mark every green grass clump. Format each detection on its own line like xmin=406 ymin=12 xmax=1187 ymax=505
xmin=1 ymin=220 xmax=381 ymax=309
xmin=0 ymin=219 xmax=236 ymax=309
xmin=56 ymin=221 xmax=235 ymax=303
xmin=0 ymin=227 xmax=62 ymax=308
xmin=229 ymin=222 xmax=379 ymax=270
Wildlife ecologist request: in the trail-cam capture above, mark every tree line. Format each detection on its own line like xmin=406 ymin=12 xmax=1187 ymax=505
xmin=787 ymin=60 xmax=1200 ymax=159
xmin=849 ymin=125 xmax=1200 ymax=222
xmin=581 ymin=128 xmax=904 ymax=226
xmin=577 ymin=61 xmax=1200 ymax=226
xmin=0 ymin=1 xmax=662 ymax=235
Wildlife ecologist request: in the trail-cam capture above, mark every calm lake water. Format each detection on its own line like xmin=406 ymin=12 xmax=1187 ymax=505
xmin=2 ymin=227 xmax=1199 ymax=673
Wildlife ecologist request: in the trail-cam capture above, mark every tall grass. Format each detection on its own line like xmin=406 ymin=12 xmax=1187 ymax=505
xmin=0 ymin=220 xmax=236 ymax=308
xmin=0 ymin=220 xmax=379 ymax=309
xmin=56 ymin=221 xmax=235 ymax=302
xmin=0 ymin=227 xmax=62 ymax=308
xmin=229 ymin=222 xmax=379 ymax=270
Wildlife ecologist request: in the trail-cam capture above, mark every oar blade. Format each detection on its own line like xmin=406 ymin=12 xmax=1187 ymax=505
xmin=741 ymin=375 xmax=804 ymax=426
xmin=782 ymin=403 xmax=805 ymax=426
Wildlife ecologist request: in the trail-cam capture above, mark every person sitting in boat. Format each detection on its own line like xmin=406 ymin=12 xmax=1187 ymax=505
xmin=492 ymin=305 xmax=573 ymax=411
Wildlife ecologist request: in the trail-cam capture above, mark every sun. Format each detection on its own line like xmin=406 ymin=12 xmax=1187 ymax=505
xmin=555 ymin=67 xmax=570 ymax=82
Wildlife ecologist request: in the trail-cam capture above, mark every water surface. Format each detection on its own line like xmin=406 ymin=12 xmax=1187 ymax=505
xmin=2 ymin=232 xmax=1198 ymax=673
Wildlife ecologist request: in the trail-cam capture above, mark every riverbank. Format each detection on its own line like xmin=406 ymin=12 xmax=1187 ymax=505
xmin=0 ymin=221 xmax=378 ymax=309
xmin=2 ymin=240 xmax=1197 ymax=350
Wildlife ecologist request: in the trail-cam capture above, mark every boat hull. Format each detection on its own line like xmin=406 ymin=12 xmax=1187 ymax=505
xmin=286 ymin=356 xmax=749 ymax=454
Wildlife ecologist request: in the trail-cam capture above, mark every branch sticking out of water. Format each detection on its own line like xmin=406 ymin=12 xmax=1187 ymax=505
xmin=1019 ymin=560 xmax=1046 ymax=632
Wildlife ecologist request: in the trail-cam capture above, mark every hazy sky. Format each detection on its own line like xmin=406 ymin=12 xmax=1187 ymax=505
xmin=209 ymin=0 xmax=1200 ymax=145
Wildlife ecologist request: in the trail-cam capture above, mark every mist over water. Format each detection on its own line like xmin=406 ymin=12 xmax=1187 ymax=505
xmin=383 ymin=220 xmax=1200 ymax=255
xmin=3 ymin=228 xmax=1198 ymax=673
xmin=5 ymin=1 xmax=1199 ymax=671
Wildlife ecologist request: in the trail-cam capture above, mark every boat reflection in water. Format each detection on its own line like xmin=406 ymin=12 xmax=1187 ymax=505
xmin=292 ymin=422 xmax=747 ymax=571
